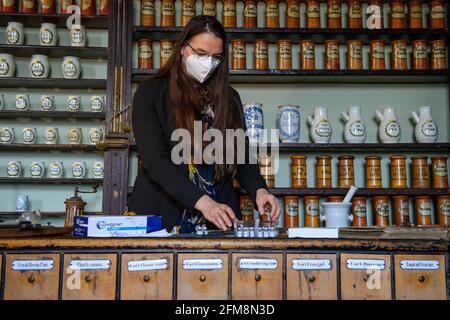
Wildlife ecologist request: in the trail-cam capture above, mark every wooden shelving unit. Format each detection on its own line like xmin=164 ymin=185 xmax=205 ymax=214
xmin=0 ymin=44 xmax=108 ymax=59
xmin=0 ymin=144 xmax=99 ymax=152
xmin=265 ymin=188 xmax=450 ymax=196
xmin=0 ymin=78 xmax=107 ymax=89
xmin=0 ymin=13 xmax=108 ymax=28
xmin=0 ymin=177 xmax=103 ymax=184
xmin=0 ymin=110 xmax=105 ymax=120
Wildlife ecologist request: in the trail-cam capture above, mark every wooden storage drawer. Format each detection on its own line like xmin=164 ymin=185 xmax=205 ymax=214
xmin=231 ymin=253 xmax=282 ymax=300
xmin=4 ymin=253 xmax=60 ymax=300
xmin=286 ymin=254 xmax=338 ymax=300
xmin=177 ymin=253 xmax=228 ymax=300
xmin=394 ymin=254 xmax=447 ymax=300
xmin=62 ymin=253 xmax=117 ymax=300
xmin=121 ymin=253 xmax=173 ymax=300
xmin=340 ymin=253 xmax=392 ymax=300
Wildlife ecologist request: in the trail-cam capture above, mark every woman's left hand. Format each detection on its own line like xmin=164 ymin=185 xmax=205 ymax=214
xmin=255 ymin=188 xmax=280 ymax=221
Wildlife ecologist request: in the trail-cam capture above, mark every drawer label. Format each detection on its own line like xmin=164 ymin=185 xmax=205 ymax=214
xmin=346 ymin=259 xmax=386 ymax=270
xmin=69 ymin=259 xmax=111 ymax=270
xmin=182 ymin=259 xmax=223 ymax=270
xmin=292 ymin=259 xmax=332 ymax=270
xmin=12 ymin=259 xmax=54 ymax=271
xmin=400 ymin=260 xmax=440 ymax=270
xmin=128 ymin=259 xmax=168 ymax=271
xmin=239 ymin=258 xmax=278 ymax=270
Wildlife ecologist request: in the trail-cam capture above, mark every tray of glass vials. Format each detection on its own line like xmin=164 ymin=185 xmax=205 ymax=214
xmin=233 ymin=219 xmax=279 ymax=238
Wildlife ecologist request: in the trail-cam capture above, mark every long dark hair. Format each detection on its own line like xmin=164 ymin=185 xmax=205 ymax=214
xmin=153 ymin=15 xmax=243 ymax=182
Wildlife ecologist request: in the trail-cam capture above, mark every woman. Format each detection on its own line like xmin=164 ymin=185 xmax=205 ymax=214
xmin=129 ymin=15 xmax=279 ymax=233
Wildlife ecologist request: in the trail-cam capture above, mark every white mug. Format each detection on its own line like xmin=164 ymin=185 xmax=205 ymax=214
xmin=6 ymin=22 xmax=24 ymax=45
xmin=22 ymin=127 xmax=37 ymax=144
xmin=0 ymin=53 xmax=15 ymax=77
xmin=70 ymin=24 xmax=87 ymax=47
xmin=40 ymin=23 xmax=57 ymax=46
xmin=15 ymin=94 xmax=30 ymax=111
xmin=0 ymin=127 xmax=15 ymax=144
xmin=90 ymin=96 xmax=104 ymax=112
xmin=48 ymin=161 xmax=64 ymax=178
xmin=30 ymin=54 xmax=49 ymax=78
xmin=44 ymin=127 xmax=58 ymax=144
xmin=72 ymin=161 xmax=86 ymax=178
xmin=30 ymin=161 xmax=45 ymax=178
xmin=62 ymin=56 xmax=81 ymax=79
xmin=7 ymin=160 xmax=22 ymax=178
xmin=88 ymin=127 xmax=104 ymax=144
xmin=40 ymin=95 xmax=55 ymax=111
xmin=67 ymin=95 xmax=81 ymax=112
xmin=92 ymin=161 xmax=104 ymax=178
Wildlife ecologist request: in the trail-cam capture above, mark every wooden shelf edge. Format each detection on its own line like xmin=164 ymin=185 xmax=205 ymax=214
xmin=265 ymin=188 xmax=450 ymax=196
xmin=0 ymin=78 xmax=107 ymax=89
xmin=0 ymin=178 xmax=103 ymax=184
xmin=0 ymin=110 xmax=105 ymax=119
xmin=0 ymin=144 xmax=100 ymax=151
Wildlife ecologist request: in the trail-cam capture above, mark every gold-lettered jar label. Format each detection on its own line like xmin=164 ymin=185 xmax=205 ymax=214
xmin=139 ymin=45 xmax=152 ymax=59
xmin=440 ymin=202 xmax=450 ymax=217
xmin=160 ymin=43 xmax=173 ymax=58
xmin=240 ymin=201 xmax=254 ymax=215
xmin=397 ymin=202 xmax=410 ymax=216
xmin=266 ymin=4 xmax=279 ymax=17
xmin=306 ymin=202 xmax=319 ymax=216
xmin=372 ymin=45 xmax=385 ymax=59
xmin=433 ymin=163 xmax=448 ymax=177
xmin=414 ymin=45 xmax=427 ymax=59
xmin=391 ymin=5 xmax=405 ymax=19
xmin=3 ymin=0 xmax=15 ymax=7
xmin=233 ymin=45 xmax=246 ymax=59
xmin=182 ymin=3 xmax=195 ymax=16
xmin=431 ymin=6 xmax=445 ymax=19
xmin=353 ymin=203 xmax=367 ymax=217
xmin=432 ymin=45 xmax=446 ymax=59
xmin=223 ymin=3 xmax=236 ymax=17
xmin=23 ymin=0 xmax=34 ymax=9
xmin=368 ymin=166 xmax=381 ymax=179
xmin=287 ymin=4 xmax=300 ymax=18
xmin=286 ymin=202 xmax=299 ymax=216
xmin=41 ymin=0 xmax=54 ymax=9
xmin=203 ymin=3 xmax=216 ymax=16
xmin=141 ymin=1 xmax=155 ymax=15
xmin=302 ymin=45 xmax=315 ymax=59
xmin=328 ymin=4 xmax=341 ymax=18
xmin=255 ymin=45 xmax=268 ymax=59
xmin=162 ymin=2 xmax=175 ymax=16
xmin=82 ymin=0 xmax=94 ymax=9
xmin=293 ymin=165 xmax=307 ymax=178
xmin=376 ymin=203 xmax=389 ymax=216
xmin=418 ymin=201 xmax=432 ymax=216
xmin=349 ymin=44 xmax=362 ymax=59
xmin=392 ymin=167 xmax=407 ymax=179
xmin=244 ymin=4 xmax=257 ymax=18
xmin=410 ymin=6 xmax=423 ymax=19
xmin=327 ymin=45 xmax=340 ymax=59
xmin=349 ymin=4 xmax=362 ymax=18
xmin=307 ymin=4 xmax=320 ymax=18
xmin=317 ymin=166 xmax=331 ymax=179
xmin=279 ymin=44 xmax=292 ymax=58
xmin=394 ymin=45 xmax=408 ymax=59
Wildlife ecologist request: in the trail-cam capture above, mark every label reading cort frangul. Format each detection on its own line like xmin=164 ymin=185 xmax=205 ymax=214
xmin=292 ymin=259 xmax=331 ymax=270
xmin=12 ymin=259 xmax=54 ymax=271
xmin=239 ymin=258 xmax=278 ymax=270
xmin=128 ymin=259 xmax=168 ymax=272
xmin=400 ymin=260 xmax=440 ymax=270
xmin=182 ymin=259 xmax=223 ymax=270
xmin=346 ymin=259 xmax=386 ymax=270
xmin=69 ymin=259 xmax=111 ymax=270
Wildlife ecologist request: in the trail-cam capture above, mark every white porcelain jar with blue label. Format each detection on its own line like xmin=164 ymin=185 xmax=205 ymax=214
xmin=92 ymin=161 xmax=104 ymax=179
xmin=308 ymin=106 xmax=332 ymax=143
xmin=30 ymin=161 xmax=45 ymax=178
xmin=67 ymin=95 xmax=81 ymax=112
xmin=40 ymin=95 xmax=55 ymax=111
xmin=72 ymin=161 xmax=86 ymax=178
xmin=62 ymin=56 xmax=81 ymax=79
xmin=0 ymin=53 xmax=15 ymax=78
xmin=44 ymin=127 xmax=58 ymax=144
xmin=6 ymin=22 xmax=24 ymax=45
xmin=15 ymin=94 xmax=30 ymax=111
xmin=277 ymin=104 xmax=300 ymax=143
xmin=30 ymin=54 xmax=49 ymax=78
xmin=243 ymin=102 xmax=264 ymax=143
xmin=0 ymin=127 xmax=15 ymax=144
xmin=22 ymin=127 xmax=37 ymax=144
xmin=48 ymin=161 xmax=63 ymax=178
xmin=7 ymin=160 xmax=22 ymax=178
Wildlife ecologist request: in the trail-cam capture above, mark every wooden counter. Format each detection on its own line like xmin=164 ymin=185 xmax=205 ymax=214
xmin=0 ymin=236 xmax=448 ymax=300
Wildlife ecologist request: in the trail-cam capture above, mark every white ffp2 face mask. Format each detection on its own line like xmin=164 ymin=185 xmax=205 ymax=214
xmin=184 ymin=53 xmax=220 ymax=83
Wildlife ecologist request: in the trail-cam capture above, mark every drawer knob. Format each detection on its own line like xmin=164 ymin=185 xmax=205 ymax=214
xmin=143 ymin=275 xmax=150 ymax=283
xmin=199 ymin=275 xmax=206 ymax=282
xmin=418 ymin=275 xmax=426 ymax=283
xmin=255 ymin=274 xmax=262 ymax=282
xmin=85 ymin=275 xmax=92 ymax=283
xmin=308 ymin=275 xmax=316 ymax=283
xmin=27 ymin=274 xmax=35 ymax=284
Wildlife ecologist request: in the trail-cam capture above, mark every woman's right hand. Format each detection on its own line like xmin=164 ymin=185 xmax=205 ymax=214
xmin=195 ymin=195 xmax=236 ymax=230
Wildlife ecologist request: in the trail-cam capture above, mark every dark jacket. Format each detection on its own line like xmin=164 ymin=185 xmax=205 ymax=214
xmin=128 ymin=76 xmax=267 ymax=231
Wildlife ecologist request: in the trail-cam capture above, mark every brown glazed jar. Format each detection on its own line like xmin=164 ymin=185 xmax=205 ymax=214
xmin=259 ymin=155 xmax=275 ymax=188
xmin=368 ymin=0 xmax=384 ymax=29
xmin=347 ymin=40 xmax=363 ymax=70
xmin=370 ymin=40 xmax=386 ymax=70
xmin=316 ymin=155 xmax=332 ymax=188
xmin=373 ymin=196 xmax=390 ymax=226
xmin=99 ymin=0 xmax=109 ymax=15
xmin=21 ymin=0 xmax=36 ymax=13
xmin=291 ymin=155 xmax=307 ymax=188
xmin=240 ymin=196 xmax=254 ymax=222
xmin=223 ymin=0 xmax=237 ymax=28
xmin=391 ymin=39 xmax=408 ymax=70
xmin=393 ymin=195 xmax=410 ymax=226
xmin=411 ymin=156 xmax=430 ymax=188
xmin=414 ymin=196 xmax=433 ymax=226
xmin=140 ymin=0 xmax=155 ymax=26
xmin=61 ymin=0 xmax=75 ymax=14
xmin=277 ymin=39 xmax=292 ymax=70
xmin=390 ymin=0 xmax=406 ymax=29
xmin=161 ymin=0 xmax=175 ymax=26
xmin=300 ymin=40 xmax=316 ymax=70
xmin=435 ymin=195 xmax=450 ymax=226
xmin=265 ymin=0 xmax=280 ymax=28
xmin=202 ymin=0 xmax=216 ymax=17
xmin=243 ymin=0 xmax=258 ymax=28
xmin=306 ymin=0 xmax=321 ymax=28
xmin=160 ymin=39 xmax=174 ymax=68
xmin=431 ymin=156 xmax=448 ymax=188
xmin=431 ymin=40 xmax=447 ymax=70
xmin=286 ymin=0 xmax=300 ymax=28
xmin=351 ymin=197 xmax=367 ymax=226
xmin=365 ymin=155 xmax=382 ymax=188
xmin=327 ymin=0 xmax=342 ymax=28
xmin=181 ymin=0 xmax=196 ymax=26
xmin=409 ymin=0 xmax=423 ymax=29
xmin=304 ymin=196 xmax=320 ymax=227
xmin=254 ymin=39 xmax=269 ymax=70
xmin=429 ymin=0 xmax=445 ymax=29
xmin=348 ymin=0 xmax=363 ymax=29
xmin=1 ymin=0 xmax=17 ymax=12
xmin=412 ymin=40 xmax=428 ymax=70
xmin=284 ymin=196 xmax=299 ymax=228
xmin=41 ymin=0 xmax=56 ymax=14
xmin=390 ymin=155 xmax=407 ymax=188
xmin=325 ymin=39 xmax=340 ymax=70
xmin=338 ymin=155 xmax=355 ymax=188
xmin=328 ymin=196 xmax=344 ymax=202
xmin=231 ymin=39 xmax=246 ymax=70
xmin=138 ymin=39 xmax=153 ymax=69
